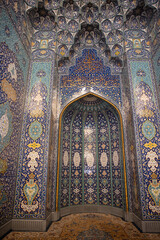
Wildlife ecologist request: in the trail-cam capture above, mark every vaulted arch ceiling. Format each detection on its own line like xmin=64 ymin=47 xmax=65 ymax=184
xmin=25 ymin=0 xmax=159 ymax=69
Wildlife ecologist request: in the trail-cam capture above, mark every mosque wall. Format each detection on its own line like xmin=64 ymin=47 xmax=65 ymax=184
xmin=0 ymin=0 xmax=160 ymax=235
xmin=127 ymin=54 xmax=160 ymax=220
xmin=13 ymin=57 xmax=55 ymax=219
xmin=0 ymin=4 xmax=29 ymax=227
xmin=56 ymin=45 xmax=128 ymax=210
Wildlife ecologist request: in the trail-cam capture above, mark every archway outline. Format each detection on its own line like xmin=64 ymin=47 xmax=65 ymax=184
xmin=56 ymin=92 xmax=128 ymax=212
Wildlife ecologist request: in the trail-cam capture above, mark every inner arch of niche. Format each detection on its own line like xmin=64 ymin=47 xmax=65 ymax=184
xmin=56 ymin=93 xmax=128 ymax=217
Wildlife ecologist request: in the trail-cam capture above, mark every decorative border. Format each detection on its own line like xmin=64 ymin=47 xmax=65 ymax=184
xmin=14 ymin=56 xmax=55 ymax=219
xmin=127 ymin=58 xmax=160 ymax=220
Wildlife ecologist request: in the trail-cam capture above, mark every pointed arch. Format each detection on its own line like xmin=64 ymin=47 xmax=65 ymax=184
xmin=56 ymin=92 xmax=128 ymax=212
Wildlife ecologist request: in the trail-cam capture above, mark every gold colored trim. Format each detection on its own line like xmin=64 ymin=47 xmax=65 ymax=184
xmin=56 ymin=92 xmax=128 ymax=212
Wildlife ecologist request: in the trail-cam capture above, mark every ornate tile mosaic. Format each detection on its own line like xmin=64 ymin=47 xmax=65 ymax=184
xmin=0 ymin=8 xmax=29 ymax=83
xmin=13 ymin=59 xmax=54 ymax=219
xmin=128 ymin=59 xmax=160 ymax=220
xmin=60 ymin=49 xmax=121 ymax=107
xmin=0 ymin=6 xmax=29 ymax=226
xmin=0 ymin=0 xmax=160 ymax=231
xmin=2 ymin=0 xmax=32 ymax=53
xmin=59 ymin=96 xmax=125 ymax=210
xmin=0 ymin=43 xmax=26 ymax=224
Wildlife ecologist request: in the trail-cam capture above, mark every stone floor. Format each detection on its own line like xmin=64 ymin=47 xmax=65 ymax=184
xmin=2 ymin=213 xmax=160 ymax=240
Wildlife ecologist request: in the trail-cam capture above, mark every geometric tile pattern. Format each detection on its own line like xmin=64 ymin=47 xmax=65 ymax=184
xmin=59 ymin=96 xmax=125 ymax=210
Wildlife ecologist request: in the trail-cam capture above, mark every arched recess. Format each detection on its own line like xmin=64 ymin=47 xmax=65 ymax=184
xmin=56 ymin=93 xmax=128 ymax=215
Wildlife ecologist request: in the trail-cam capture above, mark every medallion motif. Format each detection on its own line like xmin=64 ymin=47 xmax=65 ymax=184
xmin=113 ymin=150 xmax=119 ymax=167
xmin=142 ymin=120 xmax=156 ymax=140
xmin=100 ymin=152 xmax=108 ymax=167
xmin=73 ymin=152 xmax=80 ymax=167
xmin=84 ymin=151 xmax=94 ymax=168
xmin=63 ymin=150 xmax=69 ymax=166
xmin=28 ymin=141 xmax=41 ymax=149
xmin=29 ymin=121 xmax=42 ymax=141
xmin=144 ymin=142 xmax=157 ymax=149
